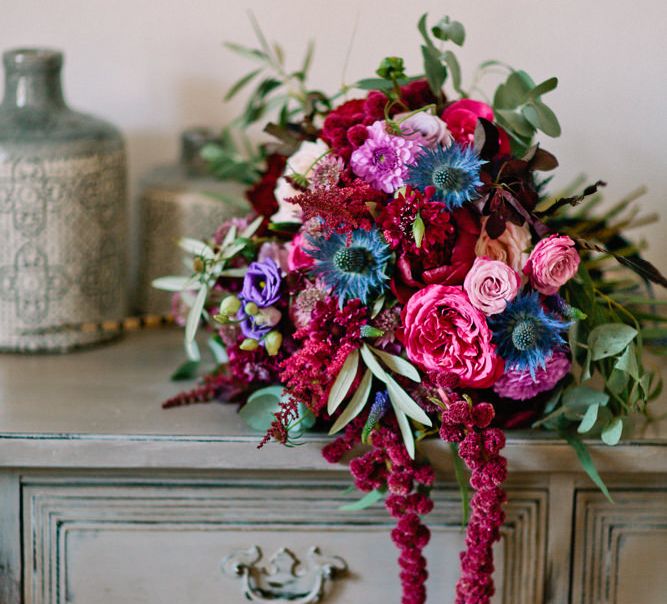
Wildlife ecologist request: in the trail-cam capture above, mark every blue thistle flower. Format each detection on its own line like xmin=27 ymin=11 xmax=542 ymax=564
xmin=488 ymin=292 xmax=571 ymax=378
xmin=307 ymin=227 xmax=391 ymax=306
xmin=406 ymin=142 xmax=484 ymax=209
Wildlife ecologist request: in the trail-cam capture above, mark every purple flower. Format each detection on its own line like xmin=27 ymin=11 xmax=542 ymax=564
xmin=493 ymin=350 xmax=571 ymax=400
xmin=241 ymin=258 xmax=282 ymax=308
xmin=350 ymin=120 xmax=424 ymax=193
xmin=237 ymin=309 xmax=272 ymax=340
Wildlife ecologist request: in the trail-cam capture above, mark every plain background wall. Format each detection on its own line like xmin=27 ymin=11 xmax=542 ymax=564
xmin=1 ymin=0 xmax=666 ymax=288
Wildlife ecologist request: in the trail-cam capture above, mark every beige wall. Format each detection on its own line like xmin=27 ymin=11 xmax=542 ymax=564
xmin=2 ymin=0 xmax=666 ymax=272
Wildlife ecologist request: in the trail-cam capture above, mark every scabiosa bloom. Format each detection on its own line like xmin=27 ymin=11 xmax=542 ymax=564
xmin=494 ymin=349 xmax=571 ymax=400
xmin=350 ymin=120 xmax=425 ymax=194
xmin=488 ymin=291 xmax=570 ymax=378
xmin=307 ymin=227 xmax=391 ymax=305
xmin=406 ymin=142 xmax=484 ymax=209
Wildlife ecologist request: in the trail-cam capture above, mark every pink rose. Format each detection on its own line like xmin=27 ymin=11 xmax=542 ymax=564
xmin=401 ymin=285 xmax=503 ymax=389
xmin=524 ymin=234 xmax=580 ymax=295
xmin=463 ymin=257 xmax=521 ymax=315
xmin=441 ymin=99 xmax=511 ymax=155
xmin=475 ymin=217 xmax=531 ymax=275
xmin=287 ymin=233 xmax=315 ymax=272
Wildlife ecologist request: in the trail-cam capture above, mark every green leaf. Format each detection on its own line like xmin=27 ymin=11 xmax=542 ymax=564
xmin=412 ymin=212 xmax=425 ymax=249
xmin=360 ymin=344 xmax=390 ymax=383
xmin=224 ymin=68 xmax=262 ymax=101
xmin=339 ymin=488 xmax=386 ymax=511
xmin=431 ymin=16 xmax=466 ymax=46
xmin=577 ymin=403 xmax=599 ymax=434
xmin=522 ymin=101 xmax=561 ymax=137
xmin=421 ymin=45 xmax=447 ymax=97
xmin=360 ymin=325 xmax=384 ymax=339
xmin=442 ymin=50 xmax=463 ymax=94
xmin=614 ymin=344 xmax=640 ymax=380
xmin=207 ymin=336 xmax=227 ymax=364
xmin=529 ymin=77 xmax=558 ymax=98
xmin=393 ymin=404 xmax=415 ymax=459
xmin=354 ymin=78 xmax=395 ymax=91
xmin=588 ymin=324 xmax=638 ymax=360
xmin=371 ymin=295 xmax=385 ymax=319
xmin=494 ymin=70 xmax=533 ymax=109
xmin=607 ymin=368 xmax=630 ymax=395
xmin=368 ymin=346 xmax=421 ymax=382
xmin=327 ymin=349 xmax=359 ymax=414
xmin=152 ymin=275 xmax=199 ymax=292
xmin=170 ymin=360 xmax=200 ymax=381
xmin=329 ymin=368 xmax=373 ymax=435
xmin=179 ymin=237 xmax=215 ymax=259
xmin=386 ymin=376 xmax=431 ymax=426
xmin=239 ymin=386 xmax=285 ymax=432
xmin=562 ymin=385 xmax=609 ymax=413
xmin=185 ymin=285 xmax=209 ymax=346
xmin=562 ymin=432 xmax=613 ymax=502
xmin=450 ymin=442 xmax=470 ymax=526
xmin=417 ymin=13 xmax=436 ymax=50
xmin=223 ymin=41 xmax=267 ymax=61
xmin=496 ymin=109 xmax=535 ymax=138
xmin=601 ymin=417 xmax=623 ymax=446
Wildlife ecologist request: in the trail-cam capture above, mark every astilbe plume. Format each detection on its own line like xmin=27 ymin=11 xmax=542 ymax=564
xmin=287 ymin=179 xmax=386 ymax=236
xmin=342 ymin=423 xmax=435 ymax=604
xmin=439 ymin=398 xmax=507 ymax=604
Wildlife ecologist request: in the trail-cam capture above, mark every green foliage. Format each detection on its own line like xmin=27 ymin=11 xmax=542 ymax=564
xmin=240 ymin=386 xmax=315 ymax=437
xmin=450 ymin=443 xmax=470 ymax=526
xmin=170 ymin=360 xmax=200 ymax=381
xmin=562 ymin=432 xmax=613 ymax=502
xmin=339 ymin=487 xmax=386 ymax=511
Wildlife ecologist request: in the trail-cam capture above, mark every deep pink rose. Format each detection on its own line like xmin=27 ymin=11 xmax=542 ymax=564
xmin=441 ymin=99 xmax=511 ymax=155
xmin=524 ymin=234 xmax=580 ymax=295
xmin=401 ymin=285 xmax=503 ymax=389
xmin=463 ymin=257 xmax=521 ymax=315
xmin=287 ymin=233 xmax=315 ymax=272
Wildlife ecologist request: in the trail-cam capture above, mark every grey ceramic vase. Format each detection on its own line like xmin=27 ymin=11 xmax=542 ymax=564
xmin=0 ymin=48 xmax=128 ymax=352
xmin=137 ymin=128 xmax=248 ymax=315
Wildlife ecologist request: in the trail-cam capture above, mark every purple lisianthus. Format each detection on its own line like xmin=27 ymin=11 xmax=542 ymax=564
xmin=493 ymin=350 xmax=571 ymax=401
xmin=237 ymin=309 xmax=272 ymax=340
xmin=241 ymin=258 xmax=282 ymax=307
xmin=350 ymin=120 xmax=425 ymax=194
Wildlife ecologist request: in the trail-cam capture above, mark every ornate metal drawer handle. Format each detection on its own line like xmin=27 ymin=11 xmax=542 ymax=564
xmin=221 ymin=545 xmax=348 ymax=603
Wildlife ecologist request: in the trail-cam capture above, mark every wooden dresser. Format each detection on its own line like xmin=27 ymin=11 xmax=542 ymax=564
xmin=0 ymin=330 xmax=665 ymax=604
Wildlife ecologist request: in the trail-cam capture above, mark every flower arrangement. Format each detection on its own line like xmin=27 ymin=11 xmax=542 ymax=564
xmin=155 ymin=14 xmax=667 ymax=603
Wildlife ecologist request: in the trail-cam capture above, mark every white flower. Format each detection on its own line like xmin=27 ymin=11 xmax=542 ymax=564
xmin=272 ymin=139 xmax=330 ymax=224
xmin=396 ymin=112 xmax=452 ymax=148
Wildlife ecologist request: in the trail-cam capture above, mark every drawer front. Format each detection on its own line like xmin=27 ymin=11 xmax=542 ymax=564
xmin=22 ymin=477 xmax=546 ymax=604
xmin=571 ymin=489 xmax=667 ymax=604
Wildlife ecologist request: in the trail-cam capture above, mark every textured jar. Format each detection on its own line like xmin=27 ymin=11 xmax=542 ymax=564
xmin=137 ymin=128 xmax=249 ymax=315
xmin=0 ymin=49 xmax=127 ymax=352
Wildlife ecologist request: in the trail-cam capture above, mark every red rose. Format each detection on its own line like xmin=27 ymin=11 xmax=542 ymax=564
xmin=245 ymin=153 xmax=286 ymax=219
xmin=442 ymin=99 xmax=511 ymax=156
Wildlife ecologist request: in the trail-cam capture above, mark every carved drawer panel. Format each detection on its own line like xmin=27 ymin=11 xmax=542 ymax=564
xmin=571 ymin=489 xmax=667 ymax=604
xmin=22 ymin=477 xmax=546 ymax=604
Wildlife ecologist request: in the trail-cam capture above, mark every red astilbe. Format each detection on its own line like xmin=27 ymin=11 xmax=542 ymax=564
xmin=334 ymin=422 xmax=434 ymax=604
xmin=260 ymin=297 xmax=367 ymax=446
xmin=287 ymin=179 xmax=386 ymax=236
xmin=439 ymin=398 xmax=508 ymax=604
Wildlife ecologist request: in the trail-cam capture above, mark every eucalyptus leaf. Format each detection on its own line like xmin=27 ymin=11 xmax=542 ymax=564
xmin=562 ymin=432 xmax=613 ymax=502
xmin=239 ymin=386 xmax=284 ymax=432
xmin=588 ymin=323 xmax=637 ymax=360
xmin=523 ymin=101 xmax=561 ymax=137
xmin=601 ymin=417 xmax=623 ymax=446
xmin=170 ymin=360 xmax=200 ymax=381
xmin=577 ymin=403 xmax=599 ymax=434
xmin=354 ymin=78 xmax=395 ymax=91
xmin=529 ymin=77 xmax=558 ymax=98
xmin=614 ymin=344 xmax=640 ymax=380
xmin=431 ymin=16 xmax=465 ymax=46
xmin=329 ymin=368 xmax=373 ymax=434
xmin=327 ymin=349 xmax=360 ymax=414
xmin=496 ymin=109 xmax=535 ymax=138
xmin=562 ymin=385 xmax=609 ymax=411
xmin=368 ymin=346 xmax=421 ymax=382
xmin=339 ymin=487 xmax=386 ymax=511
xmin=421 ymin=44 xmax=447 ymax=97
xmin=442 ymin=50 xmax=463 ymax=93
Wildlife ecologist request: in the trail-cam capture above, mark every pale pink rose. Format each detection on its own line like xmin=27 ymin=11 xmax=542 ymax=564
xmin=475 ymin=217 xmax=531 ymax=274
xmin=396 ymin=111 xmax=452 ymax=148
xmin=401 ymin=285 xmax=504 ymax=389
xmin=463 ymin=257 xmax=521 ymax=315
xmin=524 ymin=234 xmax=580 ymax=295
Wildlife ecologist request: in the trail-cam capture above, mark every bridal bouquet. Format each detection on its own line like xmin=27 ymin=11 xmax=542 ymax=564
xmin=155 ymin=14 xmax=666 ymax=603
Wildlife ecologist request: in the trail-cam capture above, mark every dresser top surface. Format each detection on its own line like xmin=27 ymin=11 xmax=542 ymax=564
xmin=0 ymin=329 xmax=664 ymax=472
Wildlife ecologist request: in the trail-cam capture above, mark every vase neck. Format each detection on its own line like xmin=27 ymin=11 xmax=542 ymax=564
xmin=2 ymin=49 xmax=66 ymax=111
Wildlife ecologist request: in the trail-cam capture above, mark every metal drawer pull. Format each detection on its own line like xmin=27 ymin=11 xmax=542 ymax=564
xmin=221 ymin=545 xmax=348 ymax=602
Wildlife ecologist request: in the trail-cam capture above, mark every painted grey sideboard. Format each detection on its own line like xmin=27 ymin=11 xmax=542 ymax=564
xmin=0 ymin=330 xmax=665 ymax=604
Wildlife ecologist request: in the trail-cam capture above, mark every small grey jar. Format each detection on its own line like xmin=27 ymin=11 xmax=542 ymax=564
xmin=0 ymin=48 xmax=128 ymax=352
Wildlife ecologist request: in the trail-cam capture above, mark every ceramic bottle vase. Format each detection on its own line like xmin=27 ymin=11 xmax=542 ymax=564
xmin=0 ymin=48 xmax=127 ymax=352
xmin=137 ymin=128 xmax=249 ymax=315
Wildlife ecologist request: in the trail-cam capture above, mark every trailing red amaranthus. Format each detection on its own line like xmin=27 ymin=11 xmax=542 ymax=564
xmin=440 ymin=400 xmax=507 ymax=604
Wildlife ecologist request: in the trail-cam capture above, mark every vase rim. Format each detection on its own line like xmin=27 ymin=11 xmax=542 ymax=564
xmin=3 ymin=48 xmax=63 ymax=72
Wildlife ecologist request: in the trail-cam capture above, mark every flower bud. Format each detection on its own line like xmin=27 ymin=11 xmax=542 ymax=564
xmin=193 ymin=257 xmax=205 ymax=273
xmin=219 ymin=295 xmax=241 ymax=316
xmin=264 ymin=331 xmax=283 ymax=356
xmin=260 ymin=306 xmax=282 ymax=328
xmin=239 ymin=338 xmax=259 ymax=351
xmin=244 ymin=302 xmax=259 ymax=316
